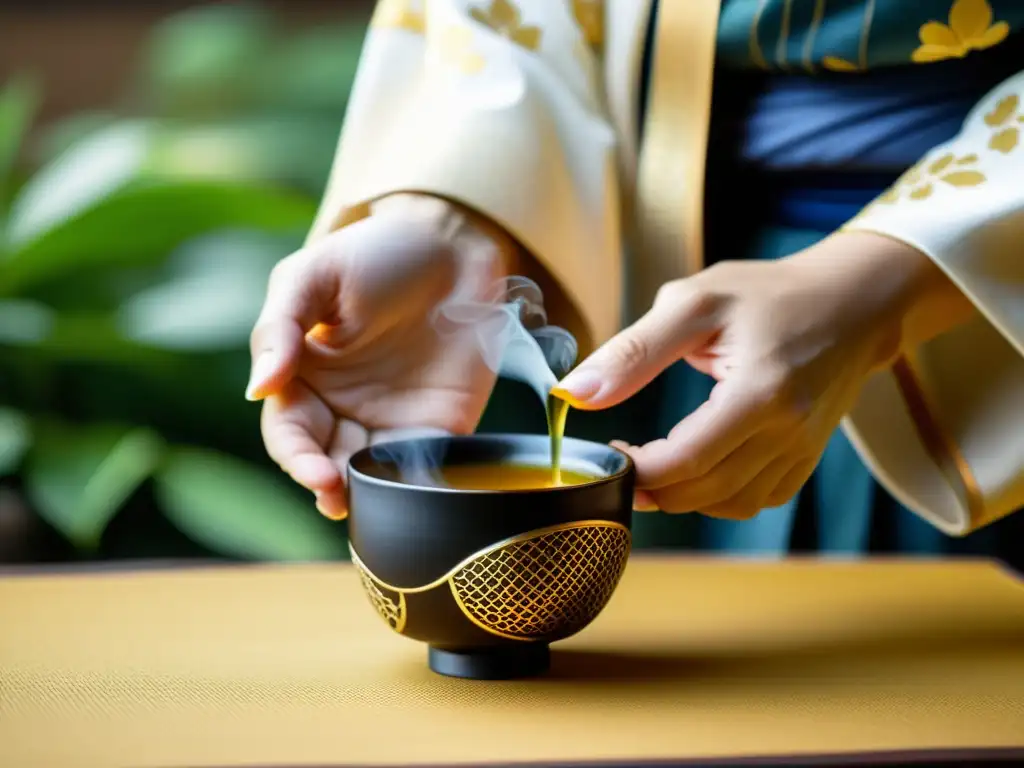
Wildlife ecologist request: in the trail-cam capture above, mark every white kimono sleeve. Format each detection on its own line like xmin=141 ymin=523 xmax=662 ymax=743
xmin=842 ymin=70 xmax=1024 ymax=537
xmin=310 ymin=0 xmax=622 ymax=348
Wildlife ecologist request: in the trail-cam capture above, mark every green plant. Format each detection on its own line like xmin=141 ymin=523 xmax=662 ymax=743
xmin=0 ymin=3 xmax=366 ymax=562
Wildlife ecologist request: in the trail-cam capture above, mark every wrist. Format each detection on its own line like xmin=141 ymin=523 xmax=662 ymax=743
xmin=373 ymin=192 xmax=515 ymax=277
xmin=792 ymin=231 xmax=975 ymax=364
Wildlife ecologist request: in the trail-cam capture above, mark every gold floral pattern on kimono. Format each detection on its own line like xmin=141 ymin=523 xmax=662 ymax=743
xmin=727 ymin=0 xmax=1019 ymax=74
xmin=843 ymin=150 xmax=984 ymax=227
xmin=470 ymin=0 xmax=542 ymax=51
xmin=983 ymin=93 xmax=1023 ymax=154
xmin=439 ymin=25 xmax=487 ymax=74
xmin=877 ymin=152 xmax=986 ymax=204
xmin=911 ymin=0 xmax=1010 ymax=62
xmin=572 ymin=0 xmax=603 ymax=48
xmin=371 ymin=0 xmax=425 ymax=34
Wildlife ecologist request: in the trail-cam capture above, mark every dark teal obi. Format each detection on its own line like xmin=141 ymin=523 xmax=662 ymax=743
xmin=479 ymin=10 xmax=1024 ymax=565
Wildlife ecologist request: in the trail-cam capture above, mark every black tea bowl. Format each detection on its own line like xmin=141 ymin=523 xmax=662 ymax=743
xmin=346 ymin=433 xmax=635 ymax=680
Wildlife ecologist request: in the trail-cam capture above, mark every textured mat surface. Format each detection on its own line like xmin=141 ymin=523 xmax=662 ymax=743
xmin=1 ymin=558 xmax=1023 ymax=767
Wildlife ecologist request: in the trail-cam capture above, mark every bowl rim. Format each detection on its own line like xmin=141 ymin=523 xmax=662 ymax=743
xmin=347 ymin=433 xmax=635 ymax=496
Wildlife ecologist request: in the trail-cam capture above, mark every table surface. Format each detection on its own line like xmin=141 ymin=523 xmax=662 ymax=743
xmin=1 ymin=556 xmax=1023 ymax=768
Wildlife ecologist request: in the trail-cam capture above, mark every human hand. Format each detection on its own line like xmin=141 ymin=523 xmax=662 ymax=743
xmin=552 ymin=232 xmax=961 ymax=519
xmin=247 ymin=195 xmax=509 ymax=520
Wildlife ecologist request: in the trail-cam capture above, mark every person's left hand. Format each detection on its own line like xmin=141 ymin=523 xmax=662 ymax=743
xmin=551 ymin=231 xmax=965 ymax=519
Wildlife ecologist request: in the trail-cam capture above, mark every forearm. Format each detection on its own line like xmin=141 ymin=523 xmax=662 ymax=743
xmin=373 ymin=193 xmax=519 ymax=278
xmin=895 ymin=252 xmax=977 ymax=353
xmin=793 ymin=231 xmax=977 ymax=369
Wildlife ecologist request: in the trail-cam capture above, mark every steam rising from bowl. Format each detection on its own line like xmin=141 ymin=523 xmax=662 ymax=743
xmin=369 ymin=275 xmax=577 ymax=487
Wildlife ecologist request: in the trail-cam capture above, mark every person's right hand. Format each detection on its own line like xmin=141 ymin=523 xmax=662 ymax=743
xmin=246 ymin=195 xmax=508 ymax=520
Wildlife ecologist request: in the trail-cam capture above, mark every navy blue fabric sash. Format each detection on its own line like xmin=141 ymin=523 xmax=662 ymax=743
xmin=638 ymin=1 xmax=1022 ymax=230
xmin=767 ymin=172 xmax=900 ymax=231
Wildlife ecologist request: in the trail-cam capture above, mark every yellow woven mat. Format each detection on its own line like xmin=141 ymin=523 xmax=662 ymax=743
xmin=1 ymin=557 xmax=1023 ymax=767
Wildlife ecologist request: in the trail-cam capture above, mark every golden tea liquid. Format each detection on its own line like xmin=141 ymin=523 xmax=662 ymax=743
xmin=440 ymin=463 xmax=596 ymax=490
xmin=546 ymin=393 xmax=571 ymax=486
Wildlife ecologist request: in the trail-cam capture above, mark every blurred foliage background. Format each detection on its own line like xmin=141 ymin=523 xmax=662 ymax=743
xmin=0 ymin=1 xmax=374 ymax=564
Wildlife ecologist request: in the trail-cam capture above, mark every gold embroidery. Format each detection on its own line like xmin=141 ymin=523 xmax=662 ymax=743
xmin=634 ymin=0 xmax=721 ymax=316
xmin=371 ymin=0 xmax=425 ymax=34
xmin=749 ymin=0 xmax=771 ymax=70
xmin=892 ymin=355 xmax=985 ymax=531
xmin=990 ymin=128 xmax=1019 ymax=153
xmin=469 ymin=0 xmax=541 ymax=51
xmin=802 ymin=0 xmax=828 ymax=73
xmin=911 ymin=0 xmax=1009 ymax=63
xmin=877 ymin=152 xmax=985 ymax=204
xmin=572 ymin=0 xmax=602 ymax=48
xmin=822 ymin=0 xmax=875 ymax=73
xmin=984 ymin=93 xmax=1018 ymax=125
xmin=822 ymin=56 xmax=860 ymax=71
xmin=439 ymin=26 xmax=486 ymax=74
xmin=983 ymin=94 xmax=1021 ymax=154
xmin=776 ymin=0 xmax=795 ymax=71
xmin=859 ymin=0 xmax=877 ymax=68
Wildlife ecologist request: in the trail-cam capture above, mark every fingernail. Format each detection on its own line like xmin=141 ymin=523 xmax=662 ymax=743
xmin=315 ymin=492 xmax=348 ymax=521
xmin=245 ymin=353 xmax=275 ymax=401
xmin=634 ymin=490 xmax=660 ymax=512
xmin=552 ymin=369 xmax=604 ymax=406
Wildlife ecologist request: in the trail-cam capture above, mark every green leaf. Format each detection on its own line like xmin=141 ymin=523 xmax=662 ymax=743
xmin=117 ymin=230 xmax=286 ymax=351
xmin=0 ymin=408 xmax=31 ymax=476
xmin=33 ymin=112 xmax=115 ymax=165
xmin=156 ymin=447 xmax=347 ymax=561
xmin=25 ymin=424 xmax=164 ymax=550
xmin=4 ymin=178 xmax=314 ymax=293
xmin=6 ymin=122 xmax=152 ymax=250
xmin=254 ymin=26 xmax=366 ymax=113
xmin=0 ymin=298 xmax=53 ymax=345
xmin=141 ymin=3 xmax=273 ymax=118
xmin=0 ymin=298 xmax=181 ymax=368
xmin=0 ymin=75 xmax=39 ymax=193
xmin=3 ymin=172 xmax=313 ymax=296
xmin=149 ymin=118 xmax=340 ymax=193
xmin=1 ymin=120 xmax=315 ymax=293
xmin=4 ymin=179 xmax=313 ymax=292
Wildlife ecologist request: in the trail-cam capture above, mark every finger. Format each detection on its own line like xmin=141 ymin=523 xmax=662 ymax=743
xmin=552 ymin=283 xmax=718 ymax=410
xmin=764 ymin=456 xmax=818 ymax=508
xmin=328 ymin=420 xmax=371 ymax=477
xmin=302 ymin=420 xmax=369 ymax=520
xmin=315 ymin=491 xmax=348 ymax=521
xmin=610 ymin=441 xmax=660 ymax=511
xmin=247 ymin=239 xmax=341 ymax=401
xmin=646 ymin=430 xmax=784 ymax=513
xmin=351 ymin=388 xmax=483 ymax=435
xmin=633 ymin=489 xmax=660 ymax=512
xmin=699 ymin=453 xmax=799 ymax=520
xmin=260 ymin=380 xmax=344 ymax=501
xmin=626 ymin=378 xmax=776 ymax=489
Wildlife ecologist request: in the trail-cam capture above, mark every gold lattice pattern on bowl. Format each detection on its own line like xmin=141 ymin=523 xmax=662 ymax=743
xmin=448 ymin=522 xmax=631 ymax=640
xmin=352 ymin=554 xmax=407 ymax=634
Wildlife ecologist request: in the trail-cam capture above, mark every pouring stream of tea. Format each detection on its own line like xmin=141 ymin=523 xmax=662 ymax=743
xmin=369 ymin=274 xmax=580 ymax=488
xmin=436 ymin=275 xmax=578 ymax=485
xmin=546 ymin=394 xmax=571 ymax=486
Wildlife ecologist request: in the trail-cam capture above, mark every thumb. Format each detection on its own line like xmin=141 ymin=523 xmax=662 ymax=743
xmin=552 ymin=286 xmax=718 ymax=410
xmin=246 ymin=243 xmax=339 ymax=401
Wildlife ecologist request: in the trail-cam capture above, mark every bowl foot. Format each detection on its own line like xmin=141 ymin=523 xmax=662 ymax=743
xmin=428 ymin=644 xmax=550 ymax=680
